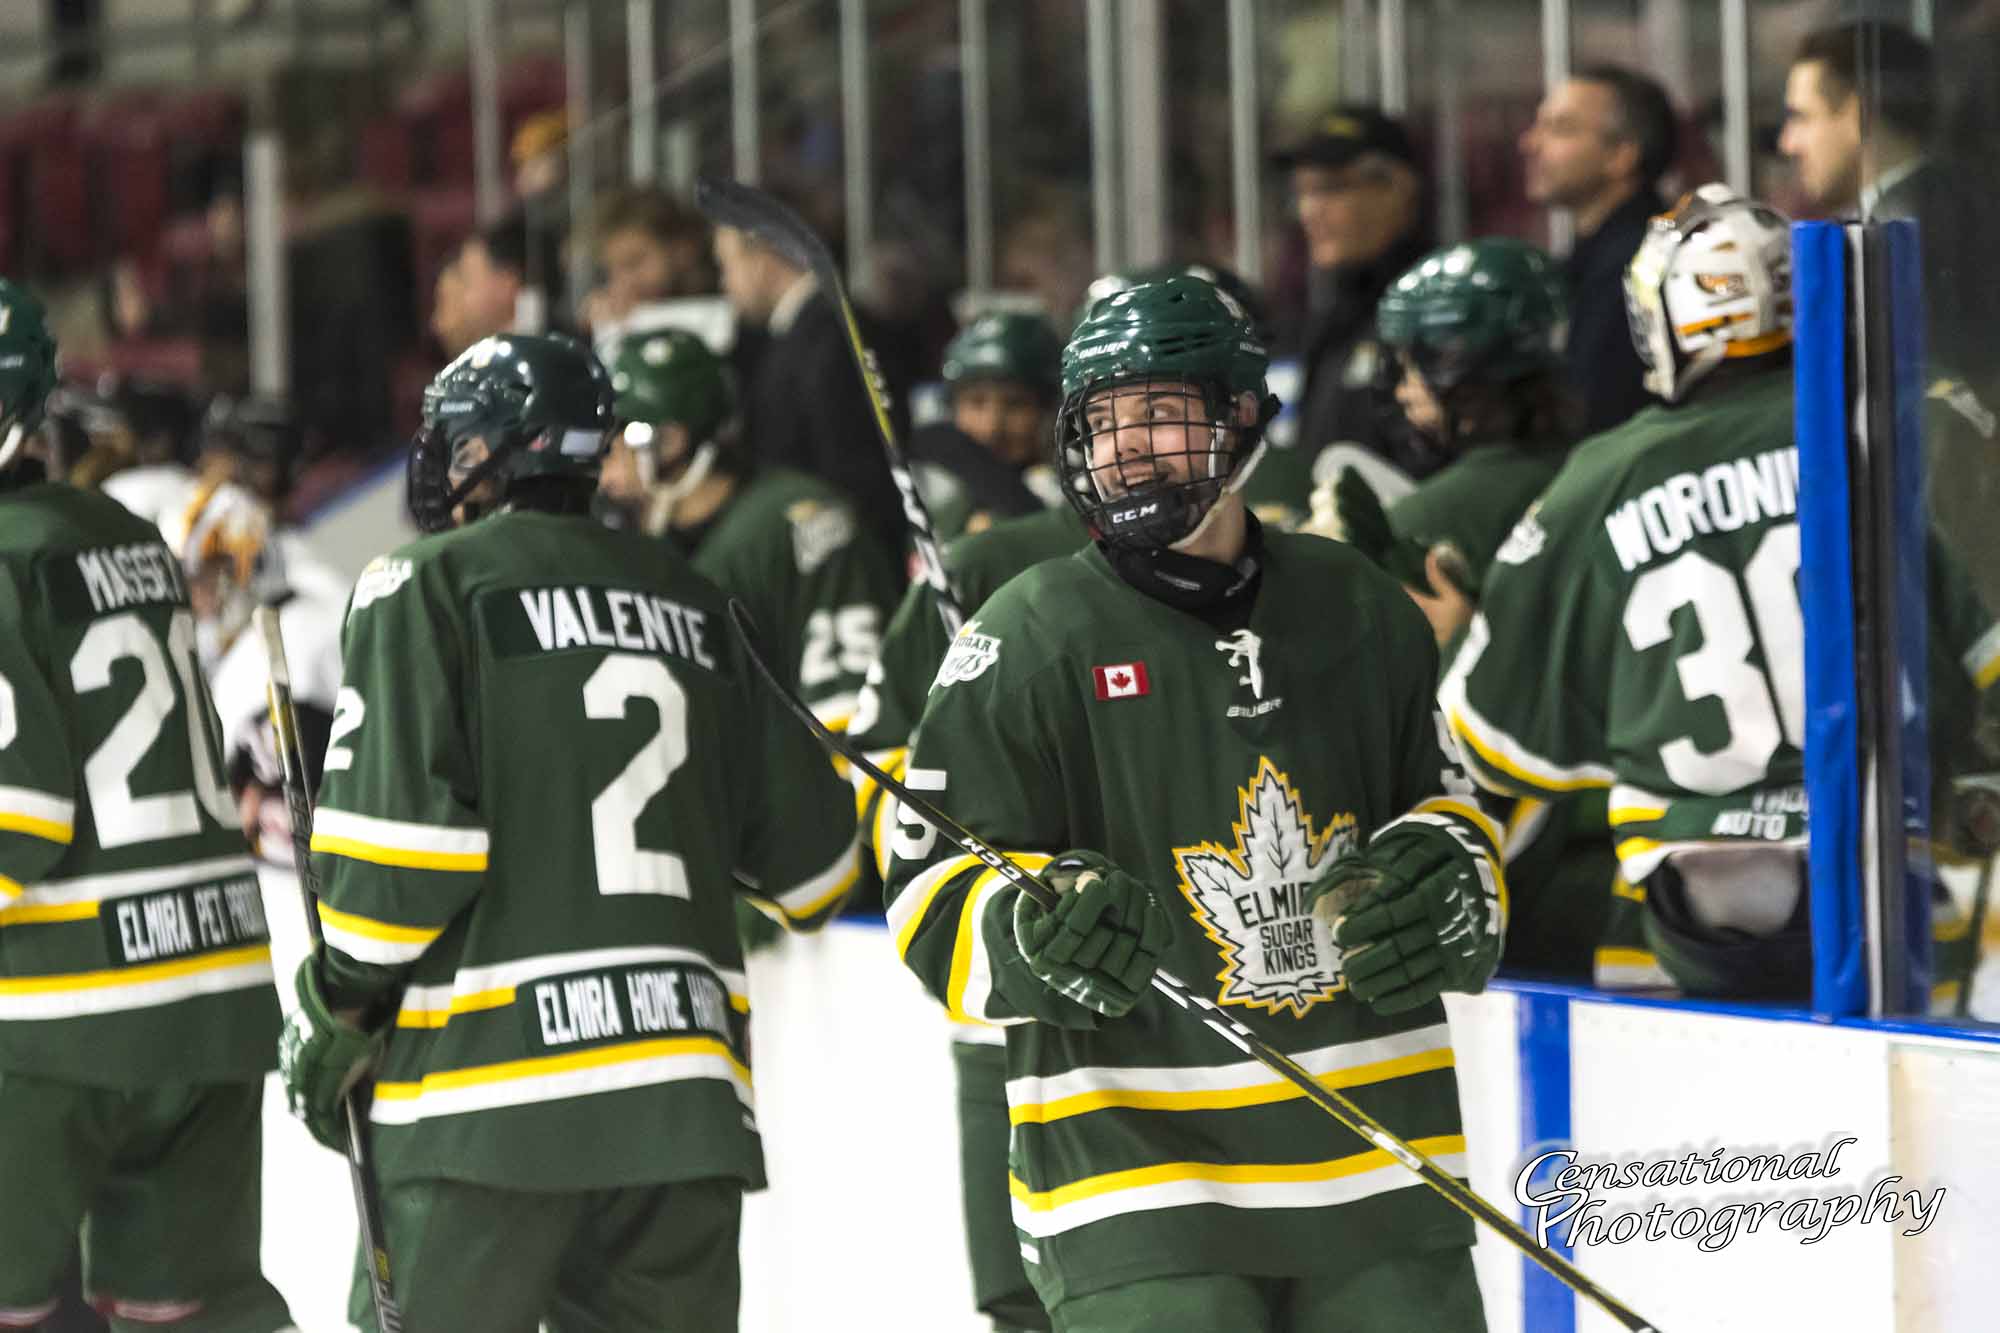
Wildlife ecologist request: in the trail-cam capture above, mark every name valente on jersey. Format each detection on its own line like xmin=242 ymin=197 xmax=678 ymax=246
xmin=514 ymin=585 xmax=718 ymax=668
xmin=1602 ymin=446 xmax=1798 ymax=573
xmin=74 ymin=542 xmax=190 ymax=614
xmin=529 ymin=961 xmax=735 ymax=1051
xmin=109 ymin=873 xmax=268 ymax=966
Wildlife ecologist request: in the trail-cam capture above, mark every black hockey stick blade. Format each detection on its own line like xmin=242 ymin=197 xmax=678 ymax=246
xmin=724 ymin=598 xmax=1659 ymax=1332
xmin=256 ymin=609 xmax=405 ymax=1333
xmin=693 ymin=175 xmax=965 ymax=637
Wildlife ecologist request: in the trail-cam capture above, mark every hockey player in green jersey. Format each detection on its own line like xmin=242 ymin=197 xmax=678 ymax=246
xmin=277 ymin=334 xmax=860 ymax=1329
xmin=600 ymin=327 xmax=901 ymax=747
xmin=886 ymin=276 xmax=1500 ymax=1331
xmin=849 ymin=504 xmax=1086 ymax=1332
xmin=1441 ymin=184 xmax=2000 ymax=1000
xmin=909 ymin=311 xmax=1067 ymax=541
xmin=1318 ymin=237 xmax=1624 ymax=984
xmin=0 ymin=278 xmax=295 ymax=1330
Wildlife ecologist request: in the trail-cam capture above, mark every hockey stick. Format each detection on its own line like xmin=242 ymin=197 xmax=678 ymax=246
xmin=727 ymin=599 xmax=1660 ymax=1333
xmin=255 ymin=608 xmax=405 ymax=1333
xmin=693 ymin=176 xmax=966 ymax=635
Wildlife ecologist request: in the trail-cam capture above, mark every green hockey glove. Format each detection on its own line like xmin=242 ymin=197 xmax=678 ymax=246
xmin=1333 ymin=468 xmax=1434 ymax=593
xmin=278 ymin=958 xmax=387 ymax=1152
xmin=1012 ymin=851 xmax=1173 ymax=1018
xmin=1305 ymin=820 xmax=1502 ymax=1015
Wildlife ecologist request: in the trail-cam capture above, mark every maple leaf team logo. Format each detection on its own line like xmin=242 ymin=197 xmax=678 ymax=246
xmin=1173 ymin=757 xmax=1359 ymax=1018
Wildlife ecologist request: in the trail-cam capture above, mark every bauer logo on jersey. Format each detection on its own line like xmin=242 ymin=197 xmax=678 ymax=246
xmin=934 ymin=619 xmax=1002 ymax=688
xmin=1174 ymin=758 xmax=1359 ymax=1018
xmin=351 ymin=556 xmax=414 ymax=610
xmin=1092 ymin=661 xmax=1149 ymax=700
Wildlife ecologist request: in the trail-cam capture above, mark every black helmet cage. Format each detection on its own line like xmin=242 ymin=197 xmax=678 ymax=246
xmin=1055 ymin=373 xmax=1264 ymax=551
xmin=408 ymin=377 xmax=539 ymax=534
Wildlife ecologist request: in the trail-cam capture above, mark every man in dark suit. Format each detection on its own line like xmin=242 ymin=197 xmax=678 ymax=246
xmin=1272 ymin=107 xmax=1434 ymax=478
xmin=713 ymin=216 xmax=905 ymax=556
xmin=1520 ymin=66 xmax=1679 ymax=435
xmin=1781 ymin=20 xmax=1988 ymax=372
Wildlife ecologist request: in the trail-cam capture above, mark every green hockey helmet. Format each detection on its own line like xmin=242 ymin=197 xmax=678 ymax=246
xmin=0 ymin=278 xmax=59 ymax=473
xmin=1375 ymin=238 xmax=1567 ymax=393
xmin=409 ymin=333 xmax=617 ymax=532
xmin=941 ymin=311 xmax=1062 ymax=401
xmin=609 ymin=328 xmax=734 ymax=444
xmin=1056 ymin=274 xmax=1276 ymax=550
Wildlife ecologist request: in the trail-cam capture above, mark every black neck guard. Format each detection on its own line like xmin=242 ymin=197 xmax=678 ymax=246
xmin=1103 ymin=511 xmax=1266 ymax=616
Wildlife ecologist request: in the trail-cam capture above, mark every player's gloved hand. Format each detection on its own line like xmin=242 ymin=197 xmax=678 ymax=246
xmin=278 ymin=959 xmax=387 ymax=1152
xmin=1304 ymin=820 xmax=1502 ymax=1015
xmin=1333 ymin=468 xmax=1435 ymax=593
xmin=1012 ymin=851 xmax=1173 ymax=1019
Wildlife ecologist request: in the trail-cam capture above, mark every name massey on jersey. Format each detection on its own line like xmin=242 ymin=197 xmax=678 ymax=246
xmin=1602 ymin=446 xmax=1798 ymax=572
xmin=529 ymin=963 xmax=735 ymax=1050
xmin=74 ymin=542 xmax=189 ymax=613
xmin=515 ymin=585 xmax=716 ymax=667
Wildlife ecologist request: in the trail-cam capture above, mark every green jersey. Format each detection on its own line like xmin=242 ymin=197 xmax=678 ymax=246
xmin=1389 ymin=438 xmax=1564 ymax=594
xmin=1444 ymin=372 xmax=2000 ymax=887
xmin=310 ymin=509 xmax=859 ymax=1193
xmin=885 ymin=532 xmax=1499 ymax=1306
xmin=686 ymin=466 xmax=902 ymax=738
xmin=849 ymin=505 xmax=1087 ymax=885
xmin=0 ymin=481 xmax=275 ymax=1089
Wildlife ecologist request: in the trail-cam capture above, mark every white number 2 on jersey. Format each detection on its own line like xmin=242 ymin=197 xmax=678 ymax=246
xmin=583 ymin=654 xmax=691 ymax=898
xmin=1622 ymin=523 xmax=1803 ymax=796
xmin=70 ymin=610 xmax=237 ymax=846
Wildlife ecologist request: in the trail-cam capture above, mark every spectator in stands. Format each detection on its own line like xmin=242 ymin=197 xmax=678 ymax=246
xmin=714 ymin=207 xmax=905 ymax=553
xmin=1780 ymin=21 xmax=1988 ymax=368
xmin=1520 ymin=66 xmax=1678 ymax=434
xmin=444 ymin=211 xmax=567 ymax=352
xmin=584 ymin=186 xmax=717 ymax=330
xmin=430 ymin=254 xmax=470 ymax=359
xmin=1271 ymin=107 xmax=1434 ymax=479
xmin=511 ymin=109 xmax=568 ymax=205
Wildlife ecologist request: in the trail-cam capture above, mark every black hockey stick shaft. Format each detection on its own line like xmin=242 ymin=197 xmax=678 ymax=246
xmin=693 ymin=176 xmax=965 ymax=636
xmin=255 ymin=608 xmax=405 ymax=1333
xmin=726 ymin=600 xmax=1659 ymax=1333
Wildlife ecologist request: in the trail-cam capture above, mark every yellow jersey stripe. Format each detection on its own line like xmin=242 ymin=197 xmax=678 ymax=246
xmin=0 ymin=900 xmax=101 ymax=927
xmin=396 ymin=985 xmax=517 ymax=1029
xmin=0 ymin=812 xmax=74 ymax=844
xmin=889 ymin=852 xmax=982 ymax=959
xmin=0 ymin=943 xmax=270 ymax=995
xmin=310 ymin=833 xmax=487 ymax=873
xmin=1608 ymin=805 xmax=1668 ymax=826
xmin=1409 ymin=797 xmax=1503 ymax=854
xmin=373 ymin=1034 xmax=748 ymax=1100
xmin=317 ymin=903 xmax=446 ymax=946
xmin=1010 ymin=1047 xmax=1455 ymax=1127
xmin=1447 ymin=707 xmax=1613 ymax=795
xmin=0 ymin=874 xmax=23 ymax=903
xmin=946 ymin=856 xmax=1052 ymax=1024
xmin=1009 ymin=1134 xmax=1467 ymax=1212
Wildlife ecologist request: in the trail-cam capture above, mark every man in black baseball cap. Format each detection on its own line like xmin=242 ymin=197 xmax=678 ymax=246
xmin=1274 ymin=106 xmax=1434 ymax=481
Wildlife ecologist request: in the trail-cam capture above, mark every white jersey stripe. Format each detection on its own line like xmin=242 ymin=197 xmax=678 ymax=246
xmin=1010 ymin=1145 xmax=1466 ymax=1239
xmin=369 ymin=1037 xmax=753 ymax=1126
xmin=15 ymin=854 xmax=258 ymax=908
xmin=320 ymin=918 xmax=432 ymax=966
xmin=0 ymin=951 xmax=273 ymax=1021
xmin=1007 ymin=1023 xmax=1452 ymax=1112
xmin=0 ymin=785 xmax=76 ymax=836
xmin=312 ymin=808 xmax=490 ymax=856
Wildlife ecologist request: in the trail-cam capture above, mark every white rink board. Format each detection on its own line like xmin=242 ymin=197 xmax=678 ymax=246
xmin=260 ymin=922 xmax=2000 ymax=1332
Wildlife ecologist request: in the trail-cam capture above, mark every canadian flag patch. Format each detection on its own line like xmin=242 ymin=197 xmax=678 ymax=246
xmin=1092 ymin=662 xmax=1150 ymax=700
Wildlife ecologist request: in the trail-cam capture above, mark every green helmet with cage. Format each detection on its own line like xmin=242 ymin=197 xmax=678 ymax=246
xmin=1375 ymin=238 xmax=1567 ymax=394
xmin=942 ymin=311 xmax=1063 ymax=402
xmin=0 ymin=277 xmax=60 ymax=474
xmin=409 ymin=333 xmax=618 ymax=532
xmin=1055 ymin=274 xmax=1277 ymax=551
